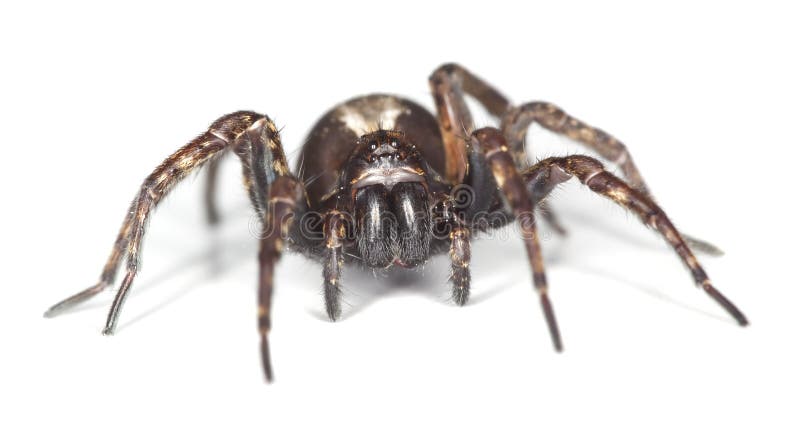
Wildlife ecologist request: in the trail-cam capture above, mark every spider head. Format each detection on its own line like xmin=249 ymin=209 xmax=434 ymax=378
xmin=343 ymin=130 xmax=432 ymax=269
xmin=347 ymin=130 xmax=427 ymax=190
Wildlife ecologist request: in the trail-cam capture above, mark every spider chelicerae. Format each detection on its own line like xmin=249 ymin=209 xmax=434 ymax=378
xmin=45 ymin=63 xmax=748 ymax=381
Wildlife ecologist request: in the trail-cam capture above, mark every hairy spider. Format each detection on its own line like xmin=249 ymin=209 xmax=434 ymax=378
xmin=45 ymin=63 xmax=748 ymax=381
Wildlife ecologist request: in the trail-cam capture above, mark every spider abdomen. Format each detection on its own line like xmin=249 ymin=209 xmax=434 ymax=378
xmin=298 ymin=94 xmax=445 ymax=208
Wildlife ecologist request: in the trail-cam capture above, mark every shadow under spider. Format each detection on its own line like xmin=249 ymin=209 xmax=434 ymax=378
xmin=567 ymin=261 xmax=734 ymax=325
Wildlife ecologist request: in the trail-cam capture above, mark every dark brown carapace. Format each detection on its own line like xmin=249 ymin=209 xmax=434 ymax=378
xmin=45 ymin=64 xmax=748 ymax=382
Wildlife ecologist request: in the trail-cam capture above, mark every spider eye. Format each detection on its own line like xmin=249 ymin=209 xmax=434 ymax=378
xmin=390 ymin=139 xmax=399 ymax=148
xmin=368 ymin=141 xmax=378 ymax=151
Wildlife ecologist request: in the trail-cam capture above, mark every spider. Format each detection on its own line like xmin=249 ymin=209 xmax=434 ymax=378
xmin=45 ymin=63 xmax=748 ymax=381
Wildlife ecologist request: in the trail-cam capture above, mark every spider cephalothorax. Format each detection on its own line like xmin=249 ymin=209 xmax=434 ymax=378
xmin=344 ymin=130 xmax=434 ymax=269
xmin=45 ymin=64 xmax=748 ymax=382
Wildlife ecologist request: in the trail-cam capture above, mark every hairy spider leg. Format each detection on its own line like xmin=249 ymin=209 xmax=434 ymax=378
xmin=473 ymin=127 xmax=563 ymax=352
xmin=448 ymin=215 xmax=471 ymax=306
xmin=500 ymin=101 xmax=722 ymax=256
xmin=257 ymin=176 xmax=305 ymax=382
xmin=522 ymin=155 xmax=748 ymax=325
xmin=429 ymin=63 xmax=511 ymax=184
xmin=502 ymin=102 xmax=647 ymax=191
xmin=429 ymin=63 xmax=565 ymax=233
xmin=322 ymin=211 xmax=347 ymax=321
xmin=431 ymin=63 xmax=719 ymax=256
xmin=431 ymin=193 xmax=472 ymax=305
xmin=44 ymin=111 xmax=298 ymax=381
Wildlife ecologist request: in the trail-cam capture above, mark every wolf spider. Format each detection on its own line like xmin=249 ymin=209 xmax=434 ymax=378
xmin=45 ymin=63 xmax=748 ymax=381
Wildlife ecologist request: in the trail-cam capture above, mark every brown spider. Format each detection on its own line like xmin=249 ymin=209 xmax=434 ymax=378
xmin=44 ymin=63 xmax=748 ymax=382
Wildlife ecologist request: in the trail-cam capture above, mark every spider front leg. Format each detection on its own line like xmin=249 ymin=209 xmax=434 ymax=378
xmin=432 ymin=194 xmax=472 ymax=305
xmin=257 ymin=176 xmax=305 ymax=381
xmin=44 ymin=111 xmax=292 ymax=335
xmin=522 ymin=155 xmax=748 ymax=325
xmin=322 ymin=211 xmax=347 ymax=321
xmin=204 ymin=158 xmax=223 ymax=225
xmin=472 ymin=128 xmax=562 ymax=351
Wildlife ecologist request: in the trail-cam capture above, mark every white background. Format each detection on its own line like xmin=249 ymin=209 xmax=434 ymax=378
xmin=1 ymin=1 xmax=798 ymax=421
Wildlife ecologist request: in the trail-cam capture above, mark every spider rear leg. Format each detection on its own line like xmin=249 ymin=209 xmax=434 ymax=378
xmin=429 ymin=63 xmax=511 ymax=184
xmin=502 ymin=102 xmax=650 ymax=193
xmin=473 ymin=127 xmax=563 ymax=351
xmin=522 ymin=155 xmax=748 ymax=325
xmin=501 ymin=101 xmax=723 ymax=256
xmin=44 ymin=111 xmax=292 ymax=333
xmin=43 ymin=201 xmax=137 ymax=317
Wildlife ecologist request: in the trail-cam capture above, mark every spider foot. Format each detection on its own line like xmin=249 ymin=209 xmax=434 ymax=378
xmin=450 ymin=264 xmax=470 ymax=306
xmin=539 ymin=290 xmax=563 ymax=352
xmin=452 ymin=283 xmax=470 ymax=306
xmin=43 ymin=281 xmax=109 ymax=318
xmin=324 ymin=282 xmax=343 ymax=321
xmin=43 ymin=307 xmax=61 ymax=319
xmin=702 ymin=281 xmax=749 ymax=326
xmin=260 ymin=332 xmax=274 ymax=382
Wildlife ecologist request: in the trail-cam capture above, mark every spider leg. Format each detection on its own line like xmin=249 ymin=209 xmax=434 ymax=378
xmin=44 ymin=111 xmax=292 ymax=333
xmin=502 ymin=102 xmax=648 ymax=193
xmin=428 ymin=64 xmax=718 ymax=253
xmin=204 ymin=158 xmax=222 ymax=225
xmin=432 ymin=194 xmax=472 ymax=305
xmin=501 ymin=101 xmax=723 ymax=256
xmin=43 ymin=200 xmax=137 ymax=317
xmin=472 ymin=127 xmax=562 ymax=351
xmin=449 ymin=220 xmax=471 ymax=306
xmin=428 ymin=64 xmax=568 ymax=236
xmin=429 ymin=63 xmax=511 ymax=184
xmin=257 ymin=176 xmax=305 ymax=382
xmin=322 ymin=211 xmax=347 ymax=320
xmin=522 ymin=155 xmax=748 ymax=325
